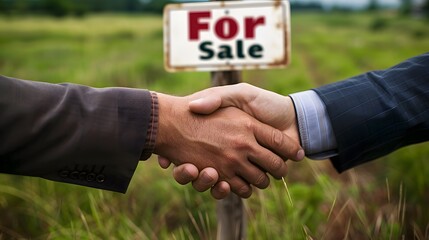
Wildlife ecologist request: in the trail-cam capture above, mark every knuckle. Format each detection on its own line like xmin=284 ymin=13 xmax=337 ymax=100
xmin=238 ymin=185 xmax=252 ymax=198
xmin=224 ymin=153 xmax=237 ymax=165
xmin=237 ymin=82 xmax=250 ymax=91
xmin=220 ymin=167 xmax=235 ymax=180
xmin=271 ymin=158 xmax=284 ymax=170
xmin=271 ymin=129 xmax=285 ymax=149
xmin=231 ymin=138 xmax=251 ymax=151
xmin=243 ymin=119 xmax=255 ymax=131
xmin=238 ymin=82 xmax=249 ymax=88
xmin=254 ymin=173 xmax=269 ymax=189
xmin=200 ymin=170 xmax=216 ymax=185
xmin=269 ymin=157 xmax=284 ymax=172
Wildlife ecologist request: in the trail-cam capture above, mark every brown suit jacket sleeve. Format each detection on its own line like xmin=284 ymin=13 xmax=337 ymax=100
xmin=0 ymin=75 xmax=153 ymax=193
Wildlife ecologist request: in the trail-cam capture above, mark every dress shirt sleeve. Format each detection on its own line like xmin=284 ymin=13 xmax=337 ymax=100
xmin=289 ymin=90 xmax=338 ymax=160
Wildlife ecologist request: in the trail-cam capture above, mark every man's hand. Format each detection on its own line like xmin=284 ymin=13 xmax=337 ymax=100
xmin=158 ymin=157 xmax=229 ymax=199
xmin=158 ymin=84 xmax=303 ymax=199
xmin=188 ymin=83 xmax=299 ymax=141
xmin=154 ymin=93 xmax=303 ymax=199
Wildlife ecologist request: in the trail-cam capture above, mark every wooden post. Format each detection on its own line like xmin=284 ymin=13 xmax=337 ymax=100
xmin=212 ymin=71 xmax=246 ymax=240
xmin=210 ymin=2 xmax=246 ymax=239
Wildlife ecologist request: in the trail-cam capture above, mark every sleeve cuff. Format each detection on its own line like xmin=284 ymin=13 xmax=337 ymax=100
xmin=289 ymin=90 xmax=338 ymax=160
xmin=140 ymin=92 xmax=159 ymax=160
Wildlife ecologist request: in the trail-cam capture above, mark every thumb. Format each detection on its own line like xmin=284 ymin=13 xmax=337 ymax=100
xmin=189 ymin=96 xmax=222 ymax=115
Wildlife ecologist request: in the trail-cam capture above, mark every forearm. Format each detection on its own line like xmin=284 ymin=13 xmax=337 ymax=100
xmin=290 ymin=53 xmax=429 ymax=172
xmin=0 ymin=76 xmax=154 ymax=193
xmin=314 ymin=52 xmax=429 ymax=172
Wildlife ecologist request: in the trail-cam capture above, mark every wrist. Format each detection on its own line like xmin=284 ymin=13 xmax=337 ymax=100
xmin=140 ymin=92 xmax=159 ymax=160
xmin=284 ymin=96 xmax=300 ymax=145
xmin=289 ymin=90 xmax=338 ymax=159
xmin=153 ymin=93 xmax=176 ymax=156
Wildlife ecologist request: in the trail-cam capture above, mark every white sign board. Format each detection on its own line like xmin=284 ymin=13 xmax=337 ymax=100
xmin=164 ymin=1 xmax=291 ymax=72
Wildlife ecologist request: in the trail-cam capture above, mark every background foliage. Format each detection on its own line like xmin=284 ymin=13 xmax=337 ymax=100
xmin=1 ymin=0 xmax=428 ymax=17
xmin=0 ymin=0 xmax=174 ymax=16
xmin=0 ymin=2 xmax=429 ymax=239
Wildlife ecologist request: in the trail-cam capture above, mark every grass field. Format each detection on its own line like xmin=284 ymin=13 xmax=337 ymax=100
xmin=0 ymin=12 xmax=429 ymax=239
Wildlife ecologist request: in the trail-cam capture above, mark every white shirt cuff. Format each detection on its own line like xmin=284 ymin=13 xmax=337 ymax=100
xmin=289 ymin=90 xmax=338 ymax=160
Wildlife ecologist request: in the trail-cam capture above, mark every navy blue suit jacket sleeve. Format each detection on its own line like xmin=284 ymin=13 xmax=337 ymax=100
xmin=314 ymin=53 xmax=429 ymax=172
xmin=0 ymin=76 xmax=152 ymax=193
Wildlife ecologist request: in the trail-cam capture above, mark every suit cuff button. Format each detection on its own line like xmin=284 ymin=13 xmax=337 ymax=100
xmin=59 ymin=170 xmax=69 ymax=178
xmin=96 ymin=174 xmax=105 ymax=183
xmin=87 ymin=173 xmax=96 ymax=182
xmin=79 ymin=172 xmax=87 ymax=180
xmin=70 ymin=171 xmax=79 ymax=179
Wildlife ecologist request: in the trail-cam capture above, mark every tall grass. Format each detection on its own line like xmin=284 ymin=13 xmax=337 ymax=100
xmin=0 ymin=12 xmax=428 ymax=239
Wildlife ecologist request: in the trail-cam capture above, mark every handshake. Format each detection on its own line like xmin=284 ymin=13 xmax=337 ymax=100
xmin=0 ymin=53 xmax=425 ymax=197
xmin=1 ymin=53 xmax=424 ymax=197
xmin=153 ymin=83 xmax=306 ymax=199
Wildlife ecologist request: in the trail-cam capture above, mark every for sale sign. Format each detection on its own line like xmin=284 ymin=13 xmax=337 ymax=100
xmin=163 ymin=1 xmax=291 ymax=72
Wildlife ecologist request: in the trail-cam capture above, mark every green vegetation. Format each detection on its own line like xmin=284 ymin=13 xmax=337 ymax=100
xmin=0 ymin=0 xmax=174 ymax=16
xmin=0 ymin=12 xmax=428 ymax=239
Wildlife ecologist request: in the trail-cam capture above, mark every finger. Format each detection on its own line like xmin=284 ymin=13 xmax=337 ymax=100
xmin=192 ymin=168 xmax=219 ymax=192
xmin=248 ymin=148 xmax=289 ymax=179
xmin=189 ymin=96 xmax=222 ymax=115
xmin=173 ymin=164 xmax=199 ymax=185
xmin=253 ymin=122 xmax=305 ymax=162
xmin=236 ymin=163 xmax=270 ymax=189
xmin=211 ymin=181 xmax=231 ymax=200
xmin=228 ymin=177 xmax=253 ymax=199
xmin=158 ymin=156 xmax=172 ymax=169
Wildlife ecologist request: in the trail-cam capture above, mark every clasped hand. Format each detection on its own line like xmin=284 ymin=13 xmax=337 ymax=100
xmin=154 ymin=83 xmax=304 ymax=199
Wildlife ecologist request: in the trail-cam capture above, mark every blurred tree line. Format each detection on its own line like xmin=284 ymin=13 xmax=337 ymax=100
xmin=0 ymin=0 xmax=428 ymax=17
xmin=0 ymin=0 xmax=174 ymax=17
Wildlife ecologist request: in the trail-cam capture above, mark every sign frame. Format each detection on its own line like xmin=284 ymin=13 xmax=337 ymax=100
xmin=163 ymin=0 xmax=291 ymax=72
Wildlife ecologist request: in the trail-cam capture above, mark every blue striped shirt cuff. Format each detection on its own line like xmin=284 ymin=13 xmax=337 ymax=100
xmin=290 ymin=90 xmax=338 ymax=160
